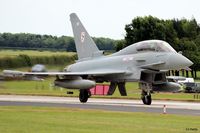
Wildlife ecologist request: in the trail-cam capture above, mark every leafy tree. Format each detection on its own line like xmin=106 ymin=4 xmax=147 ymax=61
xmin=125 ymin=16 xmax=167 ymax=46
xmin=115 ymin=39 xmax=126 ymax=51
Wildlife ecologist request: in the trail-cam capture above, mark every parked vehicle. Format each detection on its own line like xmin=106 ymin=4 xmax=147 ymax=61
xmin=184 ymin=82 xmax=200 ymax=93
xmin=167 ymin=76 xmax=194 ymax=83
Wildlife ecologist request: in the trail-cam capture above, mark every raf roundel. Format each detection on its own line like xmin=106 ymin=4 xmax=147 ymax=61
xmin=81 ymin=32 xmax=85 ymax=43
xmin=76 ymin=22 xmax=80 ymax=26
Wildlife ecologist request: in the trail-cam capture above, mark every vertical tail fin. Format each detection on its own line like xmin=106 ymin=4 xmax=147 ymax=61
xmin=70 ymin=13 xmax=103 ymax=60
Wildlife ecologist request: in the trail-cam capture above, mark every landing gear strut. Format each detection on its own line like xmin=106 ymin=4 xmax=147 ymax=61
xmin=141 ymin=91 xmax=152 ymax=105
xmin=79 ymin=89 xmax=90 ymax=103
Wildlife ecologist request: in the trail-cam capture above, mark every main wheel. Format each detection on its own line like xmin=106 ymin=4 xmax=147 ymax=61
xmin=79 ymin=90 xmax=89 ymax=103
xmin=141 ymin=91 xmax=152 ymax=105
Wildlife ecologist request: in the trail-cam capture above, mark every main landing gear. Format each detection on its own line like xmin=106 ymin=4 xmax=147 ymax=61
xmin=141 ymin=90 xmax=152 ymax=105
xmin=79 ymin=89 xmax=90 ymax=103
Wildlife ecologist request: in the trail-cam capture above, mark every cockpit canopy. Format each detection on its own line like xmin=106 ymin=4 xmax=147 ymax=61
xmin=136 ymin=40 xmax=176 ymax=53
xmin=112 ymin=40 xmax=176 ymax=56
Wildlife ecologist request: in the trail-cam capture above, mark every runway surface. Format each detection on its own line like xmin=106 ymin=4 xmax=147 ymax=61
xmin=0 ymin=95 xmax=200 ymax=116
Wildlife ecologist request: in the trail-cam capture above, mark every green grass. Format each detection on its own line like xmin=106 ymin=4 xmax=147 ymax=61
xmin=0 ymin=106 xmax=199 ymax=133
xmin=0 ymin=80 xmax=199 ymax=102
xmin=0 ymin=49 xmax=75 ymax=58
xmin=0 ymin=79 xmax=67 ymax=96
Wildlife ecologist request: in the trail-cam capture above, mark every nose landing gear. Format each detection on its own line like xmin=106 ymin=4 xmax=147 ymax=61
xmin=141 ymin=91 xmax=152 ymax=105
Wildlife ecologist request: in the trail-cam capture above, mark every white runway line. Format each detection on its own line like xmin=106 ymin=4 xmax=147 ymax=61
xmin=0 ymin=95 xmax=200 ymax=110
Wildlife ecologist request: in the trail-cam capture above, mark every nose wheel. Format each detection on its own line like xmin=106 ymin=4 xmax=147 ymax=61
xmin=79 ymin=89 xmax=90 ymax=103
xmin=141 ymin=91 xmax=152 ymax=105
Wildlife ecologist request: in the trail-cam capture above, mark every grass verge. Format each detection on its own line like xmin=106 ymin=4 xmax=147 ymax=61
xmin=0 ymin=106 xmax=199 ymax=133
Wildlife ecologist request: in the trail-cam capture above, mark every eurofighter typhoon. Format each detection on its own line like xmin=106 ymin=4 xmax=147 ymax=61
xmin=3 ymin=13 xmax=193 ymax=105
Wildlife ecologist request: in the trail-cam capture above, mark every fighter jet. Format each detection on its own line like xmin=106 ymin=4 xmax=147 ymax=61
xmin=3 ymin=13 xmax=193 ymax=105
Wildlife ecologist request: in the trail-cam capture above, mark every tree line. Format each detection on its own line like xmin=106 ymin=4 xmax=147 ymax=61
xmin=0 ymin=33 xmax=116 ymax=51
xmin=123 ymin=16 xmax=200 ymax=78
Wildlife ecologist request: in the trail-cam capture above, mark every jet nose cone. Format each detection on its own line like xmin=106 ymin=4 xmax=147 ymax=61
xmin=186 ymin=57 xmax=193 ymax=67
xmin=167 ymin=53 xmax=193 ymax=69
xmin=180 ymin=54 xmax=193 ymax=67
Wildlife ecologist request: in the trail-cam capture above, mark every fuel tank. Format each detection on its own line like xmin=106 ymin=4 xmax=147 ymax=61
xmin=54 ymin=79 xmax=95 ymax=89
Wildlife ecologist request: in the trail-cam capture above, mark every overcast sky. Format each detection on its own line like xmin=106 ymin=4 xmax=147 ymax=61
xmin=0 ymin=0 xmax=199 ymax=39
